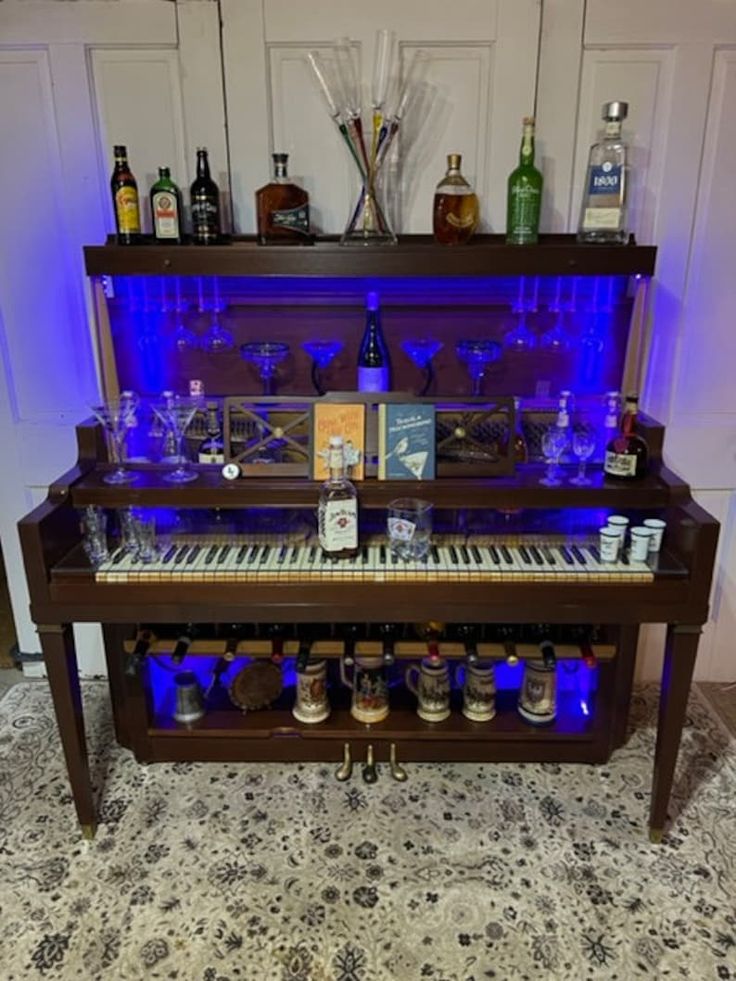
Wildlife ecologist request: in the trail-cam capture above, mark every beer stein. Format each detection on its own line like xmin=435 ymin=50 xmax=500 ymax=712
xmin=405 ymin=658 xmax=451 ymax=722
xmin=455 ymin=660 xmax=496 ymax=722
xmin=172 ymin=671 xmax=205 ymax=724
xmin=517 ymin=658 xmax=557 ymax=725
xmin=292 ymin=659 xmax=330 ymax=724
xmin=340 ymin=655 xmax=389 ymax=724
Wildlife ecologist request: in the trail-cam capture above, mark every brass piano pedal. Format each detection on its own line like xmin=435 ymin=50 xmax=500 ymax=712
xmin=389 ymin=743 xmax=408 ymax=782
xmin=335 ymin=742 xmax=353 ymax=782
xmin=362 ymin=744 xmax=378 ymax=784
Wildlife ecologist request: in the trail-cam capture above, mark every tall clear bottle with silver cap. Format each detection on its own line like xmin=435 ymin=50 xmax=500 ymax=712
xmin=577 ymin=101 xmax=629 ymax=244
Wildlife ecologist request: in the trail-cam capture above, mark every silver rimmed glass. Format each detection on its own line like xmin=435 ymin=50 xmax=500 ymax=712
xmin=152 ymin=395 xmax=203 ymax=483
xmin=91 ymin=398 xmax=139 ymax=484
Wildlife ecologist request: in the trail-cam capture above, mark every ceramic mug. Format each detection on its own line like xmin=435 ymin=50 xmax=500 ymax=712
xmin=405 ymin=658 xmax=451 ymax=722
xmin=340 ymin=655 xmax=389 ymax=724
xmin=517 ymin=658 xmax=556 ymax=725
xmin=292 ymin=659 xmax=330 ymax=724
xmin=455 ymin=660 xmax=496 ymax=722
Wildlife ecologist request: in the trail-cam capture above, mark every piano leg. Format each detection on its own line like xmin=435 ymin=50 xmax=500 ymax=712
xmin=39 ymin=624 xmax=96 ymax=839
xmin=649 ymin=624 xmax=701 ymax=842
xmin=611 ymin=625 xmax=639 ymax=749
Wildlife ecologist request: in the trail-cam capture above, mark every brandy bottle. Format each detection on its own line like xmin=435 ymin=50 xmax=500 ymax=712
xmin=604 ymin=394 xmax=649 ymax=479
xmin=433 ymin=153 xmax=479 ymax=245
xmin=256 ymin=153 xmax=311 ymax=245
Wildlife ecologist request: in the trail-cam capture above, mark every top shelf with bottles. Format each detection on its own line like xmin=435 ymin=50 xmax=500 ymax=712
xmin=84 ymin=234 xmax=656 ymax=280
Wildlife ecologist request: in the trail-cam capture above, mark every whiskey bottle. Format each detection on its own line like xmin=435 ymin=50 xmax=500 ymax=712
xmin=433 ymin=153 xmax=479 ymax=245
xmin=604 ymin=394 xmax=649 ymax=479
xmin=357 ymin=291 xmax=390 ymax=391
xmin=318 ymin=436 xmax=359 ymax=558
xmin=197 ymin=401 xmax=225 ymax=464
xmin=110 ymin=145 xmax=141 ymax=245
xmin=506 ymin=117 xmax=543 ymax=245
xmin=256 ymin=153 xmax=311 ymax=245
xmin=150 ymin=166 xmax=183 ymax=243
xmin=190 ymin=148 xmax=221 ymax=245
xmin=171 ymin=623 xmax=197 ymax=665
xmin=124 ymin=627 xmax=154 ymax=676
xmin=577 ymin=101 xmax=629 ymax=244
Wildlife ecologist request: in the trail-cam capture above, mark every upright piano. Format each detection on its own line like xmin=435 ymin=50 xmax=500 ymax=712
xmin=17 ymin=237 xmax=719 ymax=841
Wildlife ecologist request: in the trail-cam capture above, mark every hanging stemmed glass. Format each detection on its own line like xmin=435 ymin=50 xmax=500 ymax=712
xmin=455 ymin=339 xmax=502 ymax=396
xmin=540 ymin=276 xmax=573 ymax=352
xmin=539 ymin=427 xmax=567 ymax=487
xmin=200 ymin=277 xmax=234 ymax=354
xmin=91 ymin=398 xmax=139 ymax=484
xmin=504 ymin=276 xmax=537 ymax=351
xmin=401 ymin=338 xmax=444 ymax=395
xmin=172 ymin=276 xmax=197 ymax=353
xmin=241 ymin=341 xmax=290 ymax=394
xmin=570 ymin=425 xmax=597 ymax=486
xmin=302 ymin=340 xmax=343 ymax=395
xmin=152 ymin=395 xmax=204 ymax=483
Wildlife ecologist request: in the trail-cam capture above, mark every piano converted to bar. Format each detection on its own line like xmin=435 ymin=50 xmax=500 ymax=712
xmin=18 ymin=235 xmax=719 ymax=842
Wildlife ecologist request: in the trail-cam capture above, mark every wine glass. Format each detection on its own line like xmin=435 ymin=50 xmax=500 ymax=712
xmin=200 ymin=315 xmax=234 ymax=354
xmin=302 ymin=339 xmax=343 ymax=395
xmin=570 ymin=427 xmax=597 ymax=486
xmin=401 ymin=338 xmax=443 ymax=396
xmin=540 ymin=313 xmax=573 ymax=352
xmin=455 ymin=339 xmax=502 ymax=395
xmin=539 ymin=427 xmax=567 ymax=487
xmin=91 ymin=399 xmax=139 ymax=484
xmin=152 ymin=395 xmax=203 ymax=483
xmin=241 ymin=341 xmax=290 ymax=394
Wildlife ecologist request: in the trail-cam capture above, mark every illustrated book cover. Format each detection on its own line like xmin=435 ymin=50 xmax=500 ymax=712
xmin=311 ymin=402 xmax=366 ymax=480
xmin=378 ymin=403 xmax=436 ymax=480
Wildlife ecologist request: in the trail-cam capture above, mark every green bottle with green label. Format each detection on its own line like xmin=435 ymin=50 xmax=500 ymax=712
xmin=506 ymin=116 xmax=543 ymax=245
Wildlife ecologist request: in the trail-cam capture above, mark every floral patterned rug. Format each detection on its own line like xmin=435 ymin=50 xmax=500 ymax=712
xmin=1 ymin=681 xmax=735 ymax=981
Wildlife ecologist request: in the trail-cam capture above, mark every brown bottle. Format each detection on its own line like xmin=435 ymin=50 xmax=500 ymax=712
xmin=433 ymin=153 xmax=480 ymax=245
xmin=256 ymin=153 xmax=311 ymax=245
xmin=110 ymin=145 xmax=141 ymax=245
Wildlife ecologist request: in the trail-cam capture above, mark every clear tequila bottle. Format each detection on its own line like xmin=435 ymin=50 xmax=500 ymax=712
xmin=577 ymin=101 xmax=629 ymax=244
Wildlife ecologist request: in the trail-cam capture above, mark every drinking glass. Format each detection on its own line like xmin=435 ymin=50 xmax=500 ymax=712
xmin=80 ymin=506 xmax=109 ymax=566
xmin=152 ymin=395 xmax=203 ymax=483
xmin=387 ymin=498 xmax=433 ymax=561
xmin=302 ymin=339 xmax=343 ymax=395
xmin=401 ymin=338 xmax=443 ymax=396
xmin=455 ymin=339 xmax=502 ymax=395
xmin=570 ymin=427 xmax=597 ymax=485
xmin=241 ymin=341 xmax=290 ymax=394
xmin=539 ymin=428 xmax=567 ymax=487
xmin=503 ymin=315 xmax=537 ymax=351
xmin=91 ymin=398 xmax=139 ymax=484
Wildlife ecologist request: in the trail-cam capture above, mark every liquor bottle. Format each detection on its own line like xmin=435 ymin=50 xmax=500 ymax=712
xmin=150 ymin=166 xmax=183 ymax=243
xmin=505 ymin=396 xmax=528 ymax=463
xmin=604 ymin=394 xmax=649 ymax=479
xmin=190 ymin=148 xmax=221 ymax=245
xmin=268 ymin=624 xmax=285 ymax=665
xmin=555 ymin=390 xmax=572 ymax=461
xmin=318 ymin=436 xmax=359 ymax=558
xmin=455 ymin=624 xmax=479 ymax=665
xmin=577 ymin=101 xmax=629 ymax=244
xmin=256 ymin=153 xmax=311 ymax=245
xmin=357 ymin=291 xmax=391 ymax=391
xmin=506 ymin=117 xmax=543 ymax=245
xmin=432 ymin=153 xmax=479 ymax=245
xmin=124 ymin=627 xmax=154 ymax=676
xmin=603 ymin=390 xmax=622 ymax=450
xmin=414 ymin=621 xmax=445 ymax=665
xmin=378 ymin=623 xmax=397 ymax=667
xmin=171 ymin=623 xmax=197 ymax=665
xmin=197 ymin=401 xmax=225 ymax=463
xmin=110 ymin=145 xmax=141 ymax=245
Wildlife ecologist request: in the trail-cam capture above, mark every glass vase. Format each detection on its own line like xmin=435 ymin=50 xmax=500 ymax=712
xmin=341 ymin=179 xmax=397 ymax=246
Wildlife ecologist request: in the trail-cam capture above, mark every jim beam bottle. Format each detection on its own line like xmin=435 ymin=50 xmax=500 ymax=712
xmin=318 ymin=436 xmax=359 ymax=559
xmin=256 ymin=153 xmax=311 ymax=245
xmin=604 ymin=394 xmax=649 ymax=479
xmin=190 ymin=148 xmax=221 ymax=244
xmin=150 ymin=166 xmax=183 ymax=243
xmin=110 ymin=145 xmax=141 ymax=245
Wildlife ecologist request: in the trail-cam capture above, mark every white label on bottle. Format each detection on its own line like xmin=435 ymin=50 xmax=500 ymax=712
xmin=583 ymin=207 xmax=622 ymax=230
xmin=319 ymin=499 xmax=358 ymax=552
xmin=604 ymin=450 xmax=637 ymax=477
xmin=152 ymin=191 xmax=179 ymax=238
xmin=358 ymin=366 xmax=389 ymax=392
xmin=198 ymin=447 xmax=225 ymax=464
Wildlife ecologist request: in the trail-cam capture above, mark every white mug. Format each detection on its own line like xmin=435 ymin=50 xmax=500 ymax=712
xmin=599 ymin=527 xmax=619 ymax=563
xmin=455 ymin=661 xmax=496 ymax=722
xmin=292 ymin=659 xmax=330 ymax=724
xmin=643 ymin=518 xmax=666 ymax=552
xmin=629 ymin=527 xmax=653 ymax=561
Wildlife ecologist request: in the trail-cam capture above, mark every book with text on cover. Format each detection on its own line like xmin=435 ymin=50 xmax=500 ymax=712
xmin=311 ymin=402 xmax=366 ymax=481
xmin=378 ymin=403 xmax=436 ymax=480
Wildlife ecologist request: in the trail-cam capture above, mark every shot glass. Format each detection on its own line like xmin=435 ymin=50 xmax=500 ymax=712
xmin=643 ymin=518 xmax=666 ymax=552
xmin=630 ymin=526 xmax=653 ymax=562
xmin=387 ymin=498 xmax=433 ymax=562
xmin=599 ymin=527 xmax=619 ymax=563
xmin=606 ymin=514 xmax=629 ymax=555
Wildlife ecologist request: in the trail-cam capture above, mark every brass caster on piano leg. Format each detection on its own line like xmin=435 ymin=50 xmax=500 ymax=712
xmin=649 ymin=827 xmax=664 ymax=844
xmin=389 ymin=743 xmax=408 ymax=783
xmin=80 ymin=823 xmax=97 ymax=841
xmin=362 ymin=744 xmax=378 ymax=785
xmin=335 ymin=743 xmax=353 ymax=782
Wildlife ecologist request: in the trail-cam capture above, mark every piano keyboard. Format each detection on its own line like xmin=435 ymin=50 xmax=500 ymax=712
xmin=95 ymin=538 xmax=654 ymax=584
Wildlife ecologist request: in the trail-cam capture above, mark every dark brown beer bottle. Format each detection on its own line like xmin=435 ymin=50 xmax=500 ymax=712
xmin=110 ymin=145 xmax=141 ymax=245
xmin=190 ymin=148 xmax=221 ymax=245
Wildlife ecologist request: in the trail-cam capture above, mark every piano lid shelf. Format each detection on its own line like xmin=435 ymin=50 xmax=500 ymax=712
xmin=83 ymin=233 xmax=657 ymax=279
xmin=69 ymin=464 xmax=685 ymax=510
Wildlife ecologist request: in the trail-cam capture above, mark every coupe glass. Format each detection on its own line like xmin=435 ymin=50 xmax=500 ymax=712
xmin=455 ymin=339 xmax=502 ymax=396
xmin=152 ymin=395 xmax=203 ymax=483
xmin=539 ymin=427 xmax=567 ymax=487
xmin=570 ymin=427 xmax=597 ymax=486
xmin=91 ymin=398 xmax=139 ymax=484
xmin=302 ymin=339 xmax=343 ymax=395
xmin=241 ymin=341 xmax=290 ymax=394
xmin=401 ymin=338 xmax=444 ymax=395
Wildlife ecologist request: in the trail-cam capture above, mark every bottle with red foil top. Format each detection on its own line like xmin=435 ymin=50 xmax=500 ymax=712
xmin=604 ymin=394 xmax=649 ymax=480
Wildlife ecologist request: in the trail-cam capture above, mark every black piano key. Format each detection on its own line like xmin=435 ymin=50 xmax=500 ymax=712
xmin=449 ymin=545 xmax=459 ymax=565
xmin=571 ymin=545 xmax=587 ymax=565
xmin=185 ymin=545 xmax=201 ymax=565
xmin=111 ymin=548 xmax=126 ymax=565
xmin=620 ymin=550 xmax=630 ymax=566
xmin=489 ymin=545 xmax=501 ymax=565
xmin=431 ymin=545 xmax=441 ymax=564
xmin=216 ymin=544 xmax=231 ymax=564
xmin=518 ymin=545 xmax=532 ymax=565
xmin=308 ymin=545 xmax=318 ymax=563
xmin=277 ymin=545 xmax=288 ymax=565
xmin=162 ymin=545 xmax=177 ymax=564
xmin=379 ymin=544 xmax=386 ymax=565
xmin=390 ymin=549 xmax=398 ymax=565
xmin=588 ymin=544 xmax=601 ymax=562
xmin=174 ymin=545 xmax=189 ymax=564
xmin=290 ymin=547 xmax=300 ymax=564
xmin=542 ymin=545 xmax=557 ymax=565
xmin=361 ymin=546 xmax=369 ymax=563
xmin=559 ymin=546 xmax=575 ymax=566
xmin=460 ymin=545 xmax=471 ymax=565
xmin=204 ymin=545 xmax=219 ymax=565
xmin=500 ymin=545 xmax=513 ymax=564
xmin=470 ymin=544 xmax=483 ymax=564
xmin=259 ymin=546 xmax=271 ymax=563
xmin=529 ymin=545 xmax=544 ymax=566
xmin=238 ymin=544 xmax=250 ymax=563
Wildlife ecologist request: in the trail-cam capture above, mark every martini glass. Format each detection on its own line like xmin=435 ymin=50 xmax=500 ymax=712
xmin=241 ymin=341 xmax=290 ymax=394
xmin=455 ymin=339 xmax=502 ymax=396
xmin=302 ymin=339 xmax=343 ymax=395
xmin=91 ymin=398 xmax=139 ymax=484
xmin=401 ymin=338 xmax=444 ymax=395
xmin=152 ymin=396 xmax=203 ymax=483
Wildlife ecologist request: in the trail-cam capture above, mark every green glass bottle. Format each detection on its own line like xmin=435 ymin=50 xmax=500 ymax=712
xmin=150 ymin=166 xmax=183 ymax=243
xmin=506 ymin=116 xmax=543 ymax=245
